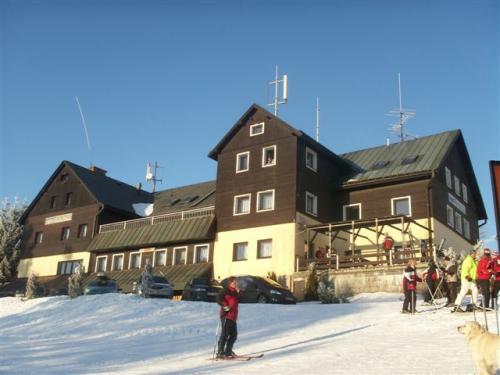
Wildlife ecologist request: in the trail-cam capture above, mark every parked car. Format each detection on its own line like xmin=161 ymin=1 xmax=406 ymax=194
xmin=84 ymin=273 xmax=118 ymax=295
xmin=133 ymin=276 xmax=173 ymax=299
xmin=221 ymin=276 xmax=296 ymax=304
xmin=182 ymin=277 xmax=222 ymax=302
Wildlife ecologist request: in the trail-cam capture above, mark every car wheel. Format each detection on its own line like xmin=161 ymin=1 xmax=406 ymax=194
xmin=257 ymin=294 xmax=267 ymax=303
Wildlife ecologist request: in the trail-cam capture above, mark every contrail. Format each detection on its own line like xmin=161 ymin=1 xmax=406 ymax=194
xmin=75 ymin=96 xmax=92 ymax=152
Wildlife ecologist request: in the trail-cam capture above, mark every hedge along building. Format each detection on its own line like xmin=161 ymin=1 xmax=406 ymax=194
xmin=18 ymin=161 xmax=153 ymax=282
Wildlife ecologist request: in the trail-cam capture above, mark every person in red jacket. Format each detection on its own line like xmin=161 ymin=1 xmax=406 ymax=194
xmin=477 ymin=248 xmax=493 ymax=309
xmin=491 ymin=250 xmax=500 ymax=309
xmin=402 ymin=259 xmax=422 ymax=313
xmin=216 ymin=276 xmax=240 ymax=359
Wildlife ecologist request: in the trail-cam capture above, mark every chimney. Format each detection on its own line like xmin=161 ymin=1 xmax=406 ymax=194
xmin=89 ymin=165 xmax=107 ymax=176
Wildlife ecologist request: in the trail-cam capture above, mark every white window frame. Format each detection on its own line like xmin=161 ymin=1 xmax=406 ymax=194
xmin=343 ymin=203 xmax=362 ymax=221
xmin=391 ymin=196 xmax=412 ymax=216
xmin=463 ymin=218 xmax=470 ymax=239
xmin=305 ymin=147 xmax=318 ymax=172
xmin=256 ymin=189 xmax=275 ymax=212
xmin=35 ymin=231 xmax=44 ymax=244
xmin=455 ymin=212 xmax=463 ymax=234
xmin=305 ymin=191 xmax=318 ymax=216
xmin=61 ymin=227 xmax=70 ymax=241
xmin=233 ymin=242 xmax=248 ymax=261
xmin=446 ymin=205 xmax=454 ymax=227
xmin=129 ymin=251 xmax=142 ymax=269
xmin=445 ymin=167 xmax=452 ymax=189
xmin=78 ymin=224 xmax=88 ymax=238
xmin=194 ymin=244 xmax=210 ymax=263
xmin=173 ymin=246 xmax=187 ymax=265
xmin=233 ymin=193 xmax=251 ymax=216
xmin=95 ymin=255 xmax=108 ymax=273
xmin=257 ymin=239 xmax=272 ymax=259
xmin=236 ymin=151 xmax=250 ymax=173
xmin=111 ymin=253 xmax=124 ymax=271
xmin=250 ymin=122 xmax=265 ymax=136
xmin=262 ymin=145 xmax=277 ymax=167
xmin=454 ymin=175 xmax=461 ymax=197
xmin=154 ymin=249 xmax=167 ymax=266
xmin=462 ymin=183 xmax=468 ymax=204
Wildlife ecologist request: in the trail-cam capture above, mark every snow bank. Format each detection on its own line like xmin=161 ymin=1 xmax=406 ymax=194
xmin=0 ymin=293 xmax=485 ymax=374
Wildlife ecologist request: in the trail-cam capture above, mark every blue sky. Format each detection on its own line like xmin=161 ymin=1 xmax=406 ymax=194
xmin=1 ymin=0 xmax=499 ymax=245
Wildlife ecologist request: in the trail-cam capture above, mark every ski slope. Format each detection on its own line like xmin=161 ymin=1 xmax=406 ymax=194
xmin=0 ymin=293 xmax=493 ymax=374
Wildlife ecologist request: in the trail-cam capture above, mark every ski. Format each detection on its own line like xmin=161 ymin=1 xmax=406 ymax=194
xmin=208 ymin=353 xmax=264 ymax=362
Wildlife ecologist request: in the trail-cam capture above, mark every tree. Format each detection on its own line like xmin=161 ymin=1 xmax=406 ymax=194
xmin=68 ymin=265 xmax=84 ymax=298
xmin=0 ymin=197 xmax=26 ymax=284
xmin=25 ymin=271 xmax=39 ymax=299
xmin=304 ymin=262 xmax=319 ymax=301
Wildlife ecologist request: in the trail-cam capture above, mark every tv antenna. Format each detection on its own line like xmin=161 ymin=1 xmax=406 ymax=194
xmin=267 ymin=65 xmax=288 ymax=116
xmin=315 ymin=97 xmax=320 ymax=142
xmin=146 ymin=161 xmax=163 ymax=192
xmin=386 ymin=73 xmax=416 ymax=142
xmin=75 ymin=96 xmax=93 ymax=164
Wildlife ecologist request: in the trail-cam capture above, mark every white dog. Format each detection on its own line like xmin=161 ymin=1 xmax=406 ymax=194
xmin=458 ymin=321 xmax=500 ymax=375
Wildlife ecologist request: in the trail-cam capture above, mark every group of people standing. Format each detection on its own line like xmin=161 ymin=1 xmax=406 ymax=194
xmin=401 ymin=248 xmax=500 ymax=313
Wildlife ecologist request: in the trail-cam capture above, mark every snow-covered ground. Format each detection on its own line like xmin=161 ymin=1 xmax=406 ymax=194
xmin=0 ymin=293 xmax=494 ymax=374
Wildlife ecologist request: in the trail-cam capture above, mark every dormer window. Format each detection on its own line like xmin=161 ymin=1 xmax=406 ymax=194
xmin=262 ymin=145 xmax=276 ymax=167
xmin=305 ymin=147 xmax=317 ymax=172
xmin=250 ymin=122 xmax=265 ymax=136
xmin=236 ymin=151 xmax=250 ymax=173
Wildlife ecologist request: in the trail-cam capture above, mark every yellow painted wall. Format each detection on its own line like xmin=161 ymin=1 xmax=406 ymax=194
xmin=213 ymin=222 xmax=297 ymax=281
xmin=17 ymin=252 xmax=91 ymax=277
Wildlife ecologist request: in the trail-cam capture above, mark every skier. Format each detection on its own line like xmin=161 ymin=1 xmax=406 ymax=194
xmin=491 ymin=250 xmax=500 ymax=309
xmin=402 ymin=259 xmax=422 ymax=313
xmin=476 ymin=248 xmax=493 ymax=309
xmin=442 ymin=256 xmax=458 ymax=307
xmin=216 ymin=276 xmax=240 ymax=359
xmin=452 ymin=249 xmax=479 ymax=312
xmin=422 ymin=259 xmax=439 ymax=304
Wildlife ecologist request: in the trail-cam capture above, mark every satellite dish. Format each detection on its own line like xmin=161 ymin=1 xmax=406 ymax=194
xmin=145 ymin=163 xmax=153 ymax=181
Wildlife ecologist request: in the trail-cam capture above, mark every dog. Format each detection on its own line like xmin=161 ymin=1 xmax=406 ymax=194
xmin=458 ymin=321 xmax=500 ymax=375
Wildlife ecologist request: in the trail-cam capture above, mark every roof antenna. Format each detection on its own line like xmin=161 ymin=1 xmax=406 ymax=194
xmin=315 ymin=97 xmax=320 ymax=142
xmin=146 ymin=161 xmax=163 ymax=192
xmin=75 ymin=96 xmax=93 ymax=166
xmin=386 ymin=73 xmax=416 ymax=142
xmin=267 ymin=65 xmax=288 ymax=116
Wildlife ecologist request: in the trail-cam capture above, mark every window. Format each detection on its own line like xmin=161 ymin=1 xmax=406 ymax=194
xmin=462 ymin=183 xmax=468 ymax=204
xmin=78 ymin=224 xmax=88 ymax=238
xmin=262 ymin=145 xmax=276 ymax=167
xmin=60 ymin=227 xmax=70 ymax=240
xmin=343 ymin=204 xmax=361 ymax=221
xmin=372 ymin=160 xmax=390 ymax=170
xmin=154 ymin=250 xmax=167 ymax=266
xmin=305 ymin=192 xmax=318 ymax=216
xmin=50 ymin=196 xmax=57 ymax=209
xmin=463 ymin=219 xmax=470 ymax=239
xmin=236 ymin=152 xmax=250 ymax=173
xmin=58 ymin=260 xmax=82 ymax=275
xmin=391 ymin=196 xmax=411 ymax=216
xmin=233 ymin=194 xmax=251 ymax=215
xmin=455 ymin=212 xmax=463 ymax=234
xmin=112 ymin=254 xmax=124 ymax=271
xmin=446 ymin=205 xmax=454 ymax=227
xmin=257 ymin=190 xmax=275 ymax=212
xmin=34 ymin=231 xmax=44 ymax=244
xmin=60 ymin=174 xmax=69 ymax=183
xmin=445 ymin=167 xmax=452 ymax=189
xmin=233 ymin=242 xmax=248 ymax=261
xmin=305 ymin=147 xmax=317 ymax=171
xmin=95 ymin=256 xmax=107 ymax=272
xmin=129 ymin=252 xmax=141 ymax=269
xmin=174 ymin=247 xmax=187 ymax=265
xmin=401 ymin=155 xmax=419 ymax=165
xmin=65 ymin=192 xmax=73 ymax=206
xmin=250 ymin=122 xmax=265 ymax=136
xmin=454 ymin=176 xmax=461 ymax=197
xmin=194 ymin=244 xmax=209 ymax=263
xmin=257 ymin=239 xmax=272 ymax=258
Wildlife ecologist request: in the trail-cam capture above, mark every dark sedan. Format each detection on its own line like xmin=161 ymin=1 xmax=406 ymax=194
xmin=221 ymin=275 xmax=296 ymax=304
xmin=84 ymin=274 xmax=118 ymax=295
xmin=182 ymin=277 xmax=222 ymax=302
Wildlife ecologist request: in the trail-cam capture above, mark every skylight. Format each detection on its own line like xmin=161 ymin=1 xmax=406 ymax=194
xmin=371 ymin=160 xmax=390 ymax=170
xmin=401 ymin=155 xmax=419 ymax=165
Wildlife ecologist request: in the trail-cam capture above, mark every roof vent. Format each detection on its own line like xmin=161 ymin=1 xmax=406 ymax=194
xmin=371 ymin=161 xmax=390 ymax=170
xmin=89 ymin=165 xmax=107 ymax=175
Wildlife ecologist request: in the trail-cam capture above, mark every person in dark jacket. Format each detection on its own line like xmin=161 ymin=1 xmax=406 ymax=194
xmin=477 ymin=249 xmax=493 ymax=309
xmin=491 ymin=250 xmax=500 ymax=308
xmin=423 ymin=260 xmax=439 ymax=303
xmin=402 ymin=259 xmax=422 ymax=313
xmin=441 ymin=256 xmax=458 ymax=307
xmin=216 ymin=276 xmax=240 ymax=359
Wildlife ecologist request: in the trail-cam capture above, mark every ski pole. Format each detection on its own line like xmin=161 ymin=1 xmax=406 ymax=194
xmin=483 ymin=299 xmax=489 ymax=331
xmin=496 ymin=296 xmax=499 ymax=335
xmin=411 ymin=290 xmax=415 ymax=314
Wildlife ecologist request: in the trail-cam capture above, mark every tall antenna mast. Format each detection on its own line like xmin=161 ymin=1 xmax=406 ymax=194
xmin=75 ymin=96 xmax=93 ymax=165
xmin=146 ymin=161 xmax=163 ymax=192
xmin=267 ymin=65 xmax=288 ymax=116
xmin=387 ymin=73 xmax=415 ymax=142
xmin=316 ymin=97 xmax=320 ymax=142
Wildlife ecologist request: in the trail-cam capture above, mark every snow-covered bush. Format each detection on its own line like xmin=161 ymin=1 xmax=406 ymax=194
xmin=304 ymin=262 xmax=318 ymax=301
xmin=139 ymin=262 xmax=154 ymax=298
xmin=25 ymin=271 xmax=39 ymax=299
xmin=68 ymin=265 xmax=84 ymax=298
xmin=317 ymin=272 xmax=349 ymax=304
xmin=0 ymin=197 xmax=26 ymax=284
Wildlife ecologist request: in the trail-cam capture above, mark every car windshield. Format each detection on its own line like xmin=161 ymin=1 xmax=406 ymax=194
xmin=192 ymin=278 xmax=209 ymax=285
xmin=259 ymin=277 xmax=282 ymax=288
xmin=152 ymin=276 xmax=169 ymax=284
xmin=90 ymin=280 xmax=116 ymax=287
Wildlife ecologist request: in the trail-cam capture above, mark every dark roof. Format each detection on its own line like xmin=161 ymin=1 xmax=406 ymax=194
xmin=87 ymin=215 xmax=216 ymax=252
xmin=152 ymin=180 xmax=216 ymax=215
xmin=82 ymin=263 xmax=213 ymax=292
xmin=340 ymin=130 xmax=460 ymax=184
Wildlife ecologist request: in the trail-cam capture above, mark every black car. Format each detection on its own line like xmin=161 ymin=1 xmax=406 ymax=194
xmin=221 ymin=276 xmax=296 ymax=304
xmin=84 ymin=273 xmax=118 ymax=295
xmin=182 ymin=277 xmax=222 ymax=302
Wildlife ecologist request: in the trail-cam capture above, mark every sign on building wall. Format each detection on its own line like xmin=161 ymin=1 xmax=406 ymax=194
xmin=490 ymin=161 xmax=500 ymax=249
xmin=45 ymin=213 xmax=73 ymax=225
xmin=448 ymin=193 xmax=466 ymax=214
